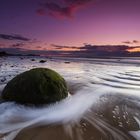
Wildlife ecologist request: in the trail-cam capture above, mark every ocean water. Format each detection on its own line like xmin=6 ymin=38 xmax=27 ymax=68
xmin=0 ymin=56 xmax=140 ymax=140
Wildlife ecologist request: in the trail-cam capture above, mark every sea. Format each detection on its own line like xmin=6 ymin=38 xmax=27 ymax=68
xmin=0 ymin=56 xmax=140 ymax=140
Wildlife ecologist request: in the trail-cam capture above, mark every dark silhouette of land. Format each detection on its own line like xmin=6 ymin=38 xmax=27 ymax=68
xmin=0 ymin=51 xmax=39 ymax=57
xmin=0 ymin=51 xmax=9 ymax=57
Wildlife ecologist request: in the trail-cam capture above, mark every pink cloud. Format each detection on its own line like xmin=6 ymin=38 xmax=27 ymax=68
xmin=36 ymin=9 xmax=46 ymax=16
xmin=37 ymin=0 xmax=94 ymax=19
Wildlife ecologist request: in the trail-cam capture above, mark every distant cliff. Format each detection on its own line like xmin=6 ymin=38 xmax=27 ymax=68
xmin=0 ymin=51 xmax=9 ymax=57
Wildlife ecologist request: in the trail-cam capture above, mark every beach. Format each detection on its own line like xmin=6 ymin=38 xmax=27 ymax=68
xmin=0 ymin=56 xmax=140 ymax=140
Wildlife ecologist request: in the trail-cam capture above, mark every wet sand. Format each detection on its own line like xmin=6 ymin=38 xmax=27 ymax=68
xmin=13 ymin=94 xmax=140 ymax=140
xmin=14 ymin=120 xmax=136 ymax=140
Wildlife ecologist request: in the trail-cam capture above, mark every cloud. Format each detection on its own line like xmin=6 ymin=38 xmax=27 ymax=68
xmin=127 ymin=46 xmax=140 ymax=52
xmin=122 ymin=40 xmax=139 ymax=45
xmin=51 ymin=44 xmax=79 ymax=50
xmin=0 ymin=43 xmax=5 ymax=47
xmin=70 ymin=44 xmax=132 ymax=57
xmin=50 ymin=44 xmax=135 ymax=57
xmin=11 ymin=43 xmax=25 ymax=48
xmin=79 ymin=44 xmax=129 ymax=52
xmin=122 ymin=41 xmax=132 ymax=44
xmin=35 ymin=46 xmax=42 ymax=49
xmin=37 ymin=0 xmax=94 ymax=19
xmin=37 ymin=9 xmax=46 ymax=16
xmin=0 ymin=34 xmax=30 ymax=41
xmin=1 ymin=44 xmax=140 ymax=57
xmin=133 ymin=40 xmax=139 ymax=44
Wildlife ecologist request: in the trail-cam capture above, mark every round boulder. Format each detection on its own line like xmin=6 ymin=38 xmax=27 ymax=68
xmin=2 ymin=68 xmax=68 ymax=105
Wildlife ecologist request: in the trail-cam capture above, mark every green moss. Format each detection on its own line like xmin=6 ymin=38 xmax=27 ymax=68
xmin=2 ymin=68 xmax=68 ymax=105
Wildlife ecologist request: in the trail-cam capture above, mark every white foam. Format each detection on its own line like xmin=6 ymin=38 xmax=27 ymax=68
xmin=0 ymin=87 xmax=104 ymax=137
xmin=130 ymin=117 xmax=140 ymax=140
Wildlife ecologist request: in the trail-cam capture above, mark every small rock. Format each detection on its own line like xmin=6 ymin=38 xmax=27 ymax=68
xmin=64 ymin=61 xmax=70 ymax=64
xmin=1 ymin=77 xmax=6 ymax=83
xmin=39 ymin=60 xmax=46 ymax=63
xmin=31 ymin=59 xmax=35 ymax=61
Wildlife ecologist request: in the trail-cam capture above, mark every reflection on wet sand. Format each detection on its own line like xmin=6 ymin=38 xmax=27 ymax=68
xmin=14 ymin=94 xmax=140 ymax=140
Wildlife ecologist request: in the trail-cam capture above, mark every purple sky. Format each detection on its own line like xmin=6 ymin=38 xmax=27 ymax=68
xmin=0 ymin=0 xmax=140 ymax=55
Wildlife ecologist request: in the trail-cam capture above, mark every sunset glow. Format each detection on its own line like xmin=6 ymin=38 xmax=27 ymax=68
xmin=128 ymin=47 xmax=140 ymax=52
xmin=0 ymin=0 xmax=140 ymax=57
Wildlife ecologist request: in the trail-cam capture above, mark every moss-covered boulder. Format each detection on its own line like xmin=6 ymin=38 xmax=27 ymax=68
xmin=1 ymin=68 xmax=68 ymax=105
